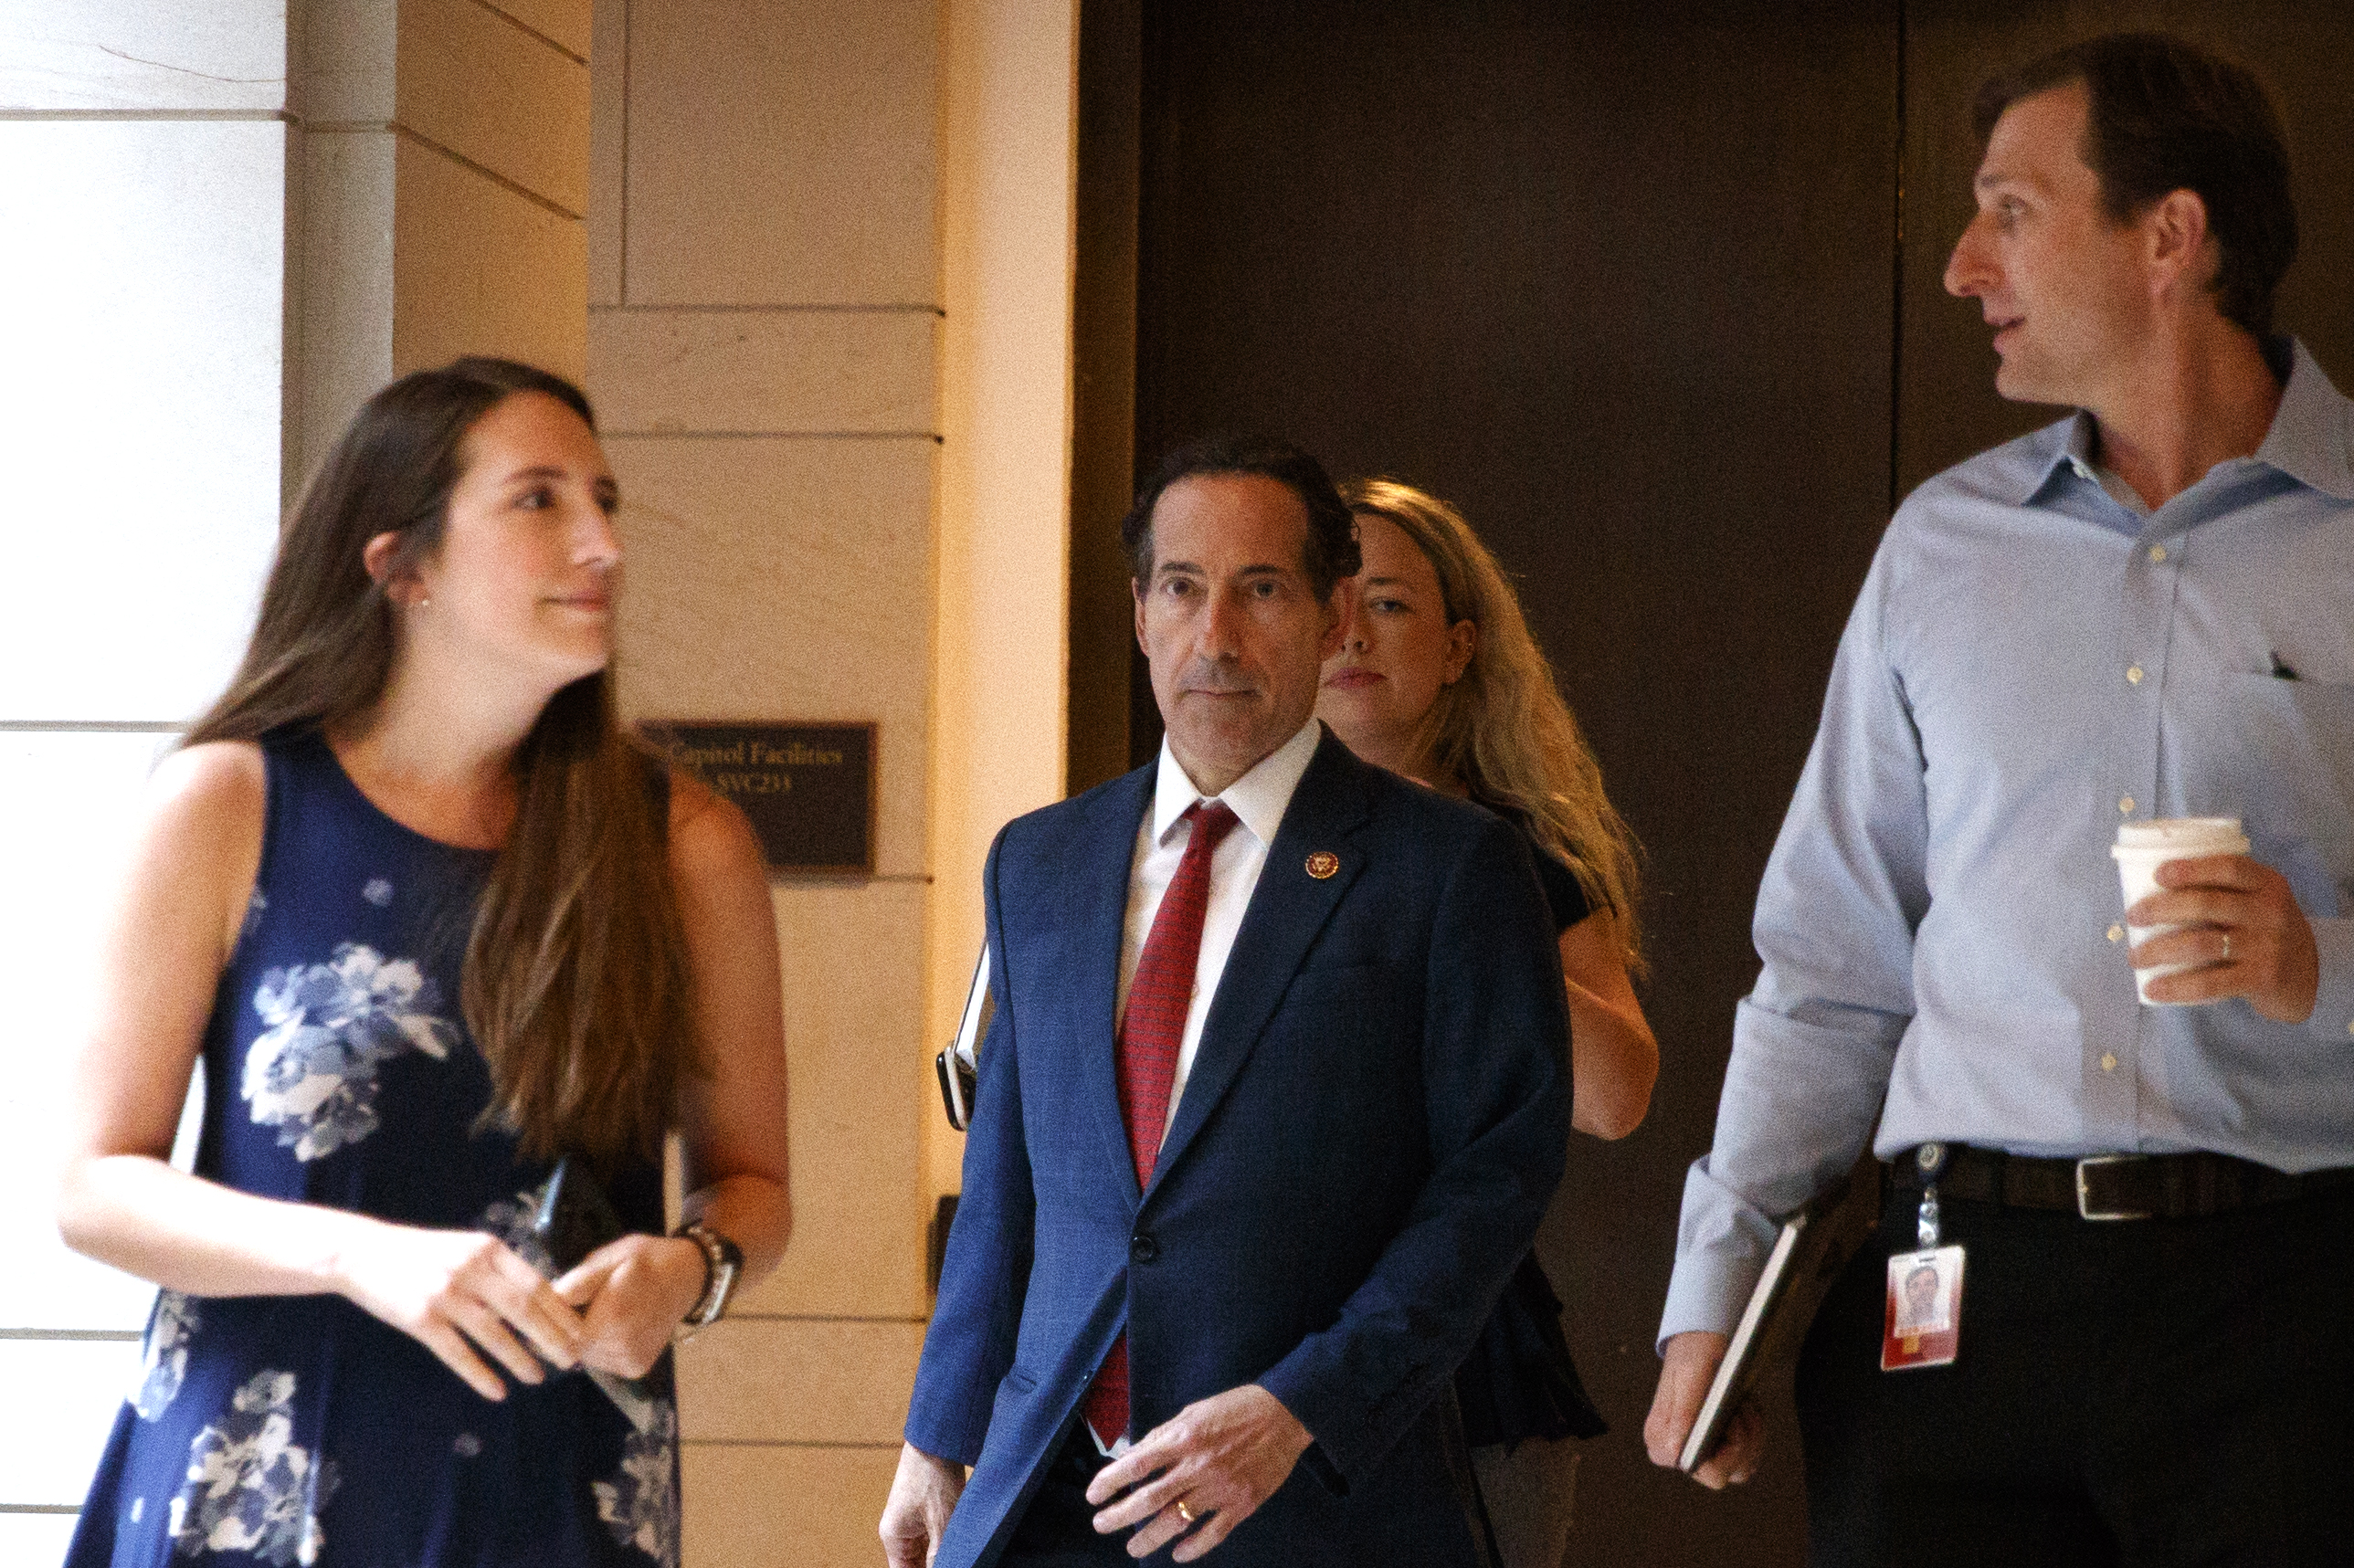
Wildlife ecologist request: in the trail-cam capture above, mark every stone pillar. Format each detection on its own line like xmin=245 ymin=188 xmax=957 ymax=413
xmin=586 ymin=1 xmax=1078 ymax=1561
xmin=296 ymin=0 xmax=590 ymax=475
xmin=586 ymin=0 xmax=940 ymax=1560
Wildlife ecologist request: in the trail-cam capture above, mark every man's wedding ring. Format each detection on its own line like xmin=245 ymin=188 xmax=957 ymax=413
xmin=1175 ymin=1499 xmax=1197 ymax=1525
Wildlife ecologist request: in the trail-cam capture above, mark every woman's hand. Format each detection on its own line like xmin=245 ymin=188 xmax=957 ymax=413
xmin=554 ymin=1234 xmax=711 ymax=1378
xmin=334 ymin=1221 xmax=587 ymax=1401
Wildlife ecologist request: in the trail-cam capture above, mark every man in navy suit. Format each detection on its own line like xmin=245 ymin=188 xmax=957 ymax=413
xmin=880 ymin=437 xmax=1572 ymax=1566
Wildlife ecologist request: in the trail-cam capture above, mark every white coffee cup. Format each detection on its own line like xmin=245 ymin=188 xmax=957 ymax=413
xmin=2111 ymin=817 xmax=2251 ymax=1005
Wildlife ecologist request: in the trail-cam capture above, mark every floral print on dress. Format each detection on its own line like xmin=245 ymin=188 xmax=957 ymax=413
xmin=593 ymin=1397 xmax=679 ymax=1565
xmin=167 ymin=1369 xmax=338 ymax=1565
xmin=243 ymin=943 xmax=460 ymax=1161
xmin=133 ymin=1291 xmax=202 ymax=1420
xmin=362 ymin=879 xmax=394 ymax=907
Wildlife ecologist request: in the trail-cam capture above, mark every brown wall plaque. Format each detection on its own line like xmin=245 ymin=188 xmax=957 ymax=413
xmin=644 ymin=722 xmax=876 ymax=876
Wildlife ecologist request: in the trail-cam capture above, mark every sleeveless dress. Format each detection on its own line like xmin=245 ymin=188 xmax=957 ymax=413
xmin=65 ymin=731 xmax=679 ymax=1568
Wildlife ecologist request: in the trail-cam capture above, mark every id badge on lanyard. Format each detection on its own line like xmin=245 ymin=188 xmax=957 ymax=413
xmin=1884 ymin=1142 xmax=1965 ymax=1372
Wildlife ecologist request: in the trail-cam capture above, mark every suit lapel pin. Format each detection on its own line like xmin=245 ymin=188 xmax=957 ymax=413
xmin=1304 ymin=850 xmax=1339 ymax=879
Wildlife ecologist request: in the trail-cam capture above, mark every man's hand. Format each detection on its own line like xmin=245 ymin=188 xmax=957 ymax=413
xmin=1085 ymin=1384 xmax=1311 ymax=1562
xmin=880 ymin=1443 xmax=966 ymax=1568
xmin=1644 ymin=1331 xmax=1761 ymax=1489
xmin=2129 ymin=853 xmax=2318 ymax=1023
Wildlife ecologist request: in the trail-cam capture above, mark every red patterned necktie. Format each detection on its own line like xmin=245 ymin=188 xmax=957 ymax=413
xmin=1081 ymin=799 xmax=1241 ymax=1447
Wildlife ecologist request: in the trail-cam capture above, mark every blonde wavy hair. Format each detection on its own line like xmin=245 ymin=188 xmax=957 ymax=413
xmin=1345 ymin=479 xmax=1647 ymax=974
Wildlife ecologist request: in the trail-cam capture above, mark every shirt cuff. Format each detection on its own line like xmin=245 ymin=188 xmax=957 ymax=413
xmin=2307 ymin=915 xmax=2354 ymax=1042
xmin=1654 ymin=1157 xmax=1782 ymax=1352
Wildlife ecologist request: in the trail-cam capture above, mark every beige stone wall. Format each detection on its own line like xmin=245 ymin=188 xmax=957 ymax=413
xmin=927 ymin=0 xmax=1080 ymax=1211
xmin=296 ymin=0 xmax=592 ymax=478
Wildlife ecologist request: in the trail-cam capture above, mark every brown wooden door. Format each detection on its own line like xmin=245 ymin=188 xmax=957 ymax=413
xmin=1090 ymin=4 xmax=2354 ymax=1562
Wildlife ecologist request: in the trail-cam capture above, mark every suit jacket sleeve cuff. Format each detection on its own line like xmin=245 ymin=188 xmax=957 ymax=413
xmin=902 ymin=1407 xmax=987 ymax=1470
xmin=1252 ymin=1365 xmax=1355 ymax=1495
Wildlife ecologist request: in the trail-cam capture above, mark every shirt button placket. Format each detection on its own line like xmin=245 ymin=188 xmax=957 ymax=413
xmin=2102 ymin=528 xmax=2176 ymax=1135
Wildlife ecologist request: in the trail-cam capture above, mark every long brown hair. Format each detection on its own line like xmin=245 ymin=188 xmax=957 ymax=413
xmin=186 ymin=358 xmax=696 ymax=1168
xmin=1344 ymin=479 xmax=1647 ymax=975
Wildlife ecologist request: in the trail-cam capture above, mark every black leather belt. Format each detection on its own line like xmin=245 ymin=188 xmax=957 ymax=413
xmin=1894 ymin=1144 xmax=2354 ymax=1222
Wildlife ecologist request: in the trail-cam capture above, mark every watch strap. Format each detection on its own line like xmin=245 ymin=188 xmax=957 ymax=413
xmin=676 ymin=1220 xmax=743 ymax=1328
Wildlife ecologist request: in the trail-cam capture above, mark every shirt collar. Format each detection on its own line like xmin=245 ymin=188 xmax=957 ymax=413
xmin=2252 ymin=339 xmax=2354 ymax=501
xmin=2000 ymin=413 xmax=2101 ymax=509
xmin=2011 ymin=337 xmax=2354 ymax=507
xmin=1152 ymin=717 xmax=1324 ymax=849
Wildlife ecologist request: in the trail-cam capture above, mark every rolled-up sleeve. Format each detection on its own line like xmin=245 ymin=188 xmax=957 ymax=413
xmin=1659 ymin=535 xmax=1929 ymax=1346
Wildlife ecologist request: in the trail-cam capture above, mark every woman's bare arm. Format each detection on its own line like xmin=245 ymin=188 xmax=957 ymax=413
xmin=58 ymin=741 xmax=343 ymax=1291
xmin=1559 ymin=908 xmax=1659 ymax=1140
xmin=669 ymin=776 xmax=792 ymax=1277
xmin=556 ymin=774 xmax=791 ymax=1376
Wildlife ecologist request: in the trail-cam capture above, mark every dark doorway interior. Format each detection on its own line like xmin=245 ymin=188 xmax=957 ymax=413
xmin=1071 ymin=3 xmax=2354 ymax=1562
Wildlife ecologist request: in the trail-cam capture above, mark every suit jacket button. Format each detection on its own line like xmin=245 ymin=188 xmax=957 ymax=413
xmin=1131 ymin=1233 xmax=1159 ymax=1263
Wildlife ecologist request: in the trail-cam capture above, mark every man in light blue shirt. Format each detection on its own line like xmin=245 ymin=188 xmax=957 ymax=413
xmin=1646 ymin=34 xmax=2354 ymax=1564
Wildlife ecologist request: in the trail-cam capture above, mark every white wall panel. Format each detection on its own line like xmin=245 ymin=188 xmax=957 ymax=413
xmin=0 ymin=1338 xmax=138 ymax=1506
xmin=0 ymin=1511 xmax=80 ymax=1562
xmin=0 ymin=0 xmax=287 ymax=112
xmin=0 ymin=121 xmax=286 ymax=724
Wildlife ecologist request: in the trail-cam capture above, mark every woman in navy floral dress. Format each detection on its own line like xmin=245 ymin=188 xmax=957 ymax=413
xmin=55 ymin=360 xmax=793 ymax=1566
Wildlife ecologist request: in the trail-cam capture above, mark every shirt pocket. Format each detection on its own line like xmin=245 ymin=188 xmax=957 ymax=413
xmin=2214 ymin=672 xmax=2354 ymax=918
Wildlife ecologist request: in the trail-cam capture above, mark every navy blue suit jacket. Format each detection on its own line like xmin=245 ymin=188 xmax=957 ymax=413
xmin=905 ymin=731 xmax=1572 ymax=1566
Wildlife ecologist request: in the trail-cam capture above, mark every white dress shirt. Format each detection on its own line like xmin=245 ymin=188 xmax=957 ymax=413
xmin=1118 ymin=717 xmax=1325 ymax=1146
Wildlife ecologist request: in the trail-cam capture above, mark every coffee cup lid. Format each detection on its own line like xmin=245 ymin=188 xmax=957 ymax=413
xmin=2113 ymin=816 xmax=2248 ymax=854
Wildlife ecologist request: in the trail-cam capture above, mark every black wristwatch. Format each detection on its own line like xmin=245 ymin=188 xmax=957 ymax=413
xmin=676 ymin=1220 xmax=743 ymax=1331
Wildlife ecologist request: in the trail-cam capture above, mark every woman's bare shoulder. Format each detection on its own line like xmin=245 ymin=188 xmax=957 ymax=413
xmin=145 ymin=740 xmax=268 ymax=843
xmin=116 ymin=740 xmax=269 ymax=963
xmin=665 ymin=768 xmax=765 ymax=883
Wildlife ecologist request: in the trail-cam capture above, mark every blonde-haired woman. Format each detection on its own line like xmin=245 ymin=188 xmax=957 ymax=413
xmin=1317 ymin=478 xmax=1656 ymax=1568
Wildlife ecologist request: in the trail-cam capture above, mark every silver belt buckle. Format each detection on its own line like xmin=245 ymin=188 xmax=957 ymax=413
xmin=2075 ymin=1154 xmax=2153 ymax=1221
